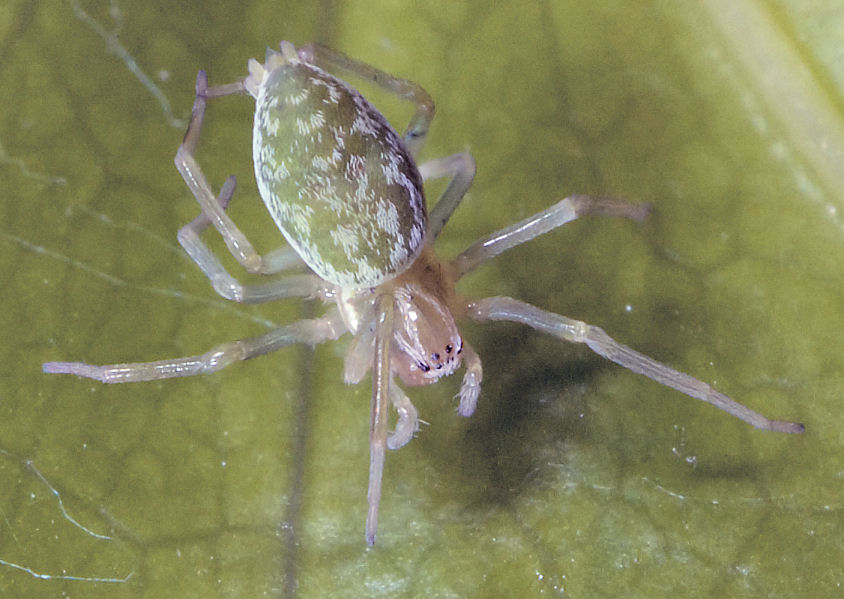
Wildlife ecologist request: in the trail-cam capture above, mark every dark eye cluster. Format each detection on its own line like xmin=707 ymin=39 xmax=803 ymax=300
xmin=417 ymin=340 xmax=463 ymax=373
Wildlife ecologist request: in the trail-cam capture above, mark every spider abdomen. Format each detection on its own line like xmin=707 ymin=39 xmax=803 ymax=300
xmin=252 ymin=53 xmax=427 ymax=288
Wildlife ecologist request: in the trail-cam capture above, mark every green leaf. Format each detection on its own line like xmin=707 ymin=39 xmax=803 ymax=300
xmin=1 ymin=1 xmax=841 ymax=596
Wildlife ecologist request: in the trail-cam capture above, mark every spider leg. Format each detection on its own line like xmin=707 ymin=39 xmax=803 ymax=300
xmin=344 ymin=325 xmax=375 ymax=385
xmin=451 ymin=195 xmax=650 ymax=278
xmin=177 ymin=174 xmax=321 ymax=303
xmin=43 ymin=308 xmax=346 ymax=384
xmin=456 ymin=340 xmax=483 ymax=417
xmin=419 ymin=153 xmax=476 ymax=240
xmin=366 ymin=294 xmax=395 ymax=545
xmin=344 ymin=320 xmax=418 ymax=450
xmin=386 ymin=385 xmax=419 ymax=450
xmin=174 ymin=70 xmax=288 ymax=275
xmin=467 ymin=296 xmax=804 ymax=433
xmin=179 ymin=84 xmax=305 ymax=275
xmin=297 ymin=43 xmax=434 ymax=156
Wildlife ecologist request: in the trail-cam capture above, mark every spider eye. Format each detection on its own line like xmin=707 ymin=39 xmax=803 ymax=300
xmin=431 ymin=352 xmax=440 ymax=361
xmin=417 ymin=362 xmax=430 ymax=372
xmin=445 ymin=344 xmax=453 ymax=354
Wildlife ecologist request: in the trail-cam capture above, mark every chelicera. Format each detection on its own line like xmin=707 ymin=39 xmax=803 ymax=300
xmin=44 ymin=41 xmax=804 ymax=545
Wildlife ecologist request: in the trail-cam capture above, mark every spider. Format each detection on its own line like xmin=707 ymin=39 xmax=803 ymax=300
xmin=44 ymin=41 xmax=804 ymax=546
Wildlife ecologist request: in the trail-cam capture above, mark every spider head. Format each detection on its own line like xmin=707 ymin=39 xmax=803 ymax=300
xmin=391 ymin=283 xmax=463 ymax=386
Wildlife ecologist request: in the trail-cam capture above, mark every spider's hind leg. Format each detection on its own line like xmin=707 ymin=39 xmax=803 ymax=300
xmin=297 ymin=42 xmax=434 ymax=156
xmin=174 ymin=70 xmax=290 ymax=277
xmin=420 ymin=152 xmax=476 ymax=240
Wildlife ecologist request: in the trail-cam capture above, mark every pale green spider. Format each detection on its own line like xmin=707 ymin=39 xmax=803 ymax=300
xmin=44 ymin=41 xmax=804 ymax=545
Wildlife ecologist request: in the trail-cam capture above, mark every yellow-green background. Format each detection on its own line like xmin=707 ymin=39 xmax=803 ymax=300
xmin=1 ymin=1 xmax=841 ymax=597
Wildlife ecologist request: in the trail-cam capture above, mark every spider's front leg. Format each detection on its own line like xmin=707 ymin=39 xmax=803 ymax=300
xmin=366 ymin=294 xmax=395 ymax=546
xmin=343 ymin=318 xmax=419 ymax=451
xmin=468 ymin=296 xmax=804 ymax=434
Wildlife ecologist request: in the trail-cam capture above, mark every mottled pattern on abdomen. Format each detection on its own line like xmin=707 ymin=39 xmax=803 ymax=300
xmin=253 ymin=61 xmax=426 ymax=288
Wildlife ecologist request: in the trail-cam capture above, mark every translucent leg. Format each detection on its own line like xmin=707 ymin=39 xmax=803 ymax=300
xmin=178 ymin=176 xmax=328 ymax=303
xmin=344 ymin=325 xmax=375 ymax=385
xmin=259 ymin=246 xmax=308 ymax=273
xmin=297 ymin=43 xmax=435 ymax=156
xmin=43 ymin=308 xmax=346 ymax=384
xmin=419 ymin=153 xmax=477 ymax=240
xmin=366 ymin=294 xmax=395 ymax=546
xmin=344 ymin=323 xmax=418 ymax=451
xmin=174 ymin=70 xmax=283 ymax=275
xmin=468 ymin=296 xmax=804 ymax=434
xmin=386 ymin=385 xmax=419 ymax=450
xmin=177 ymin=174 xmax=321 ymax=303
xmin=452 ymin=195 xmax=650 ymax=278
xmin=456 ymin=341 xmax=483 ymax=417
